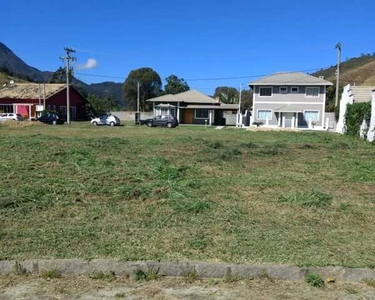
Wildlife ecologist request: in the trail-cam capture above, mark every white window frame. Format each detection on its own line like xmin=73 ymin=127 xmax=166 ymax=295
xmin=259 ymin=87 xmax=273 ymax=97
xmin=195 ymin=109 xmax=209 ymax=119
xmin=161 ymin=108 xmax=170 ymax=116
xmin=305 ymin=87 xmax=320 ymax=98
xmin=291 ymin=86 xmax=299 ymax=94
xmin=279 ymin=86 xmax=288 ymax=94
xmin=303 ymin=110 xmax=319 ymax=121
xmin=257 ymin=109 xmax=273 ymax=121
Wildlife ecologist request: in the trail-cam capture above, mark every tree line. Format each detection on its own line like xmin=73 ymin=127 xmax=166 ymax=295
xmin=27 ymin=66 xmax=254 ymax=114
xmin=122 ymin=67 xmax=253 ymax=112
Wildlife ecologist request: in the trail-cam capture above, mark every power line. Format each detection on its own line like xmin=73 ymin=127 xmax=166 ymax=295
xmin=75 ymin=72 xmax=124 ymax=80
xmin=75 ymin=66 xmax=334 ymax=83
xmin=74 ymin=65 xmax=375 ymax=91
xmin=186 ymin=68 xmax=330 ymax=81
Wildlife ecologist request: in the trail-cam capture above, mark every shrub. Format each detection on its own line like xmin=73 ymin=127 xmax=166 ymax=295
xmin=305 ymin=272 xmax=324 ymax=287
xmin=345 ymin=102 xmax=371 ymax=138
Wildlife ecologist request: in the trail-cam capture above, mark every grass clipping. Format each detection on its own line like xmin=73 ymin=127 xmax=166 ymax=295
xmin=279 ymin=190 xmax=333 ymax=208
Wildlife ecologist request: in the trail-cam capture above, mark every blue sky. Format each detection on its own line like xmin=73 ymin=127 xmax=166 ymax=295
xmin=2 ymin=0 xmax=375 ymax=94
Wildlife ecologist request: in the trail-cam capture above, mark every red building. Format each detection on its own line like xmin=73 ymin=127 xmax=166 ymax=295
xmin=0 ymin=83 xmax=89 ymax=120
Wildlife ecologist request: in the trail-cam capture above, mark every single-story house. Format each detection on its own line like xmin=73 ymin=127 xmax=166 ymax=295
xmin=146 ymin=90 xmax=238 ymax=125
xmin=248 ymin=72 xmax=333 ymax=129
xmin=0 ymin=83 xmax=88 ymax=120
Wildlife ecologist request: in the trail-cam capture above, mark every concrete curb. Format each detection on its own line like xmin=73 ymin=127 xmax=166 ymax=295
xmin=1 ymin=260 xmax=375 ymax=282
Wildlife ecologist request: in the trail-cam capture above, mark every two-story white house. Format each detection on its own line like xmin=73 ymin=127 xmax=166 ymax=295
xmin=248 ymin=72 xmax=333 ymax=129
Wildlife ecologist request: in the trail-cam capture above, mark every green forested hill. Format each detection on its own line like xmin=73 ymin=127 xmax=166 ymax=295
xmin=0 ymin=41 xmax=124 ymax=107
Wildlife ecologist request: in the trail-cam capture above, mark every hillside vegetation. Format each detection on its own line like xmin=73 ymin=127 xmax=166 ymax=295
xmin=0 ymin=72 xmax=29 ymax=87
xmin=313 ymin=54 xmax=375 ymax=86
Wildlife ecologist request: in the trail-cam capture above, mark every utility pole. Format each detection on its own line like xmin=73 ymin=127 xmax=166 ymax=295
xmin=335 ymin=42 xmax=342 ymax=108
xmin=237 ymin=83 xmax=242 ymax=127
xmin=137 ymin=81 xmax=140 ymax=114
xmin=60 ymin=47 xmax=76 ymax=124
xmin=135 ymin=81 xmax=140 ymax=124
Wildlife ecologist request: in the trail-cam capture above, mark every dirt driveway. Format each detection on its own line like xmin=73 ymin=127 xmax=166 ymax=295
xmin=1 ymin=275 xmax=375 ymax=299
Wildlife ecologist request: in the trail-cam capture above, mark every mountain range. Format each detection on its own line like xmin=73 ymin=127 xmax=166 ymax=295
xmin=0 ymin=42 xmax=124 ymax=106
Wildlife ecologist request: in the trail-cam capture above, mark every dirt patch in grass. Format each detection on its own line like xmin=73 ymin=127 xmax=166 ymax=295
xmin=1 ymin=275 xmax=375 ymax=300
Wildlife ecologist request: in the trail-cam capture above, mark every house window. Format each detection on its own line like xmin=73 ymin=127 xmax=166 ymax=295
xmin=291 ymin=87 xmax=299 ymax=94
xmin=260 ymin=87 xmax=272 ymax=97
xmin=47 ymin=105 xmax=51 ymax=111
xmin=304 ymin=110 xmax=319 ymax=121
xmin=60 ymin=106 xmax=66 ymax=114
xmin=161 ymin=108 xmax=170 ymax=116
xmin=195 ymin=109 xmax=209 ymax=119
xmin=257 ymin=109 xmax=272 ymax=120
xmin=279 ymin=86 xmax=288 ymax=94
xmin=52 ymin=105 xmax=56 ymax=111
xmin=306 ymin=87 xmax=319 ymax=98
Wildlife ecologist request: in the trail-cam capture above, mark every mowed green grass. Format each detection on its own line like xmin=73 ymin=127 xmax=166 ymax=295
xmin=1 ymin=122 xmax=375 ymax=267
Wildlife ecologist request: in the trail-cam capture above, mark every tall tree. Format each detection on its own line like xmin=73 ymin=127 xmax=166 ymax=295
xmin=325 ymin=85 xmax=343 ymax=112
xmin=123 ymin=68 xmax=162 ymax=111
xmin=87 ymin=93 xmax=119 ymax=114
xmin=49 ymin=67 xmax=73 ymax=83
xmin=164 ymin=75 xmax=190 ymax=94
xmin=240 ymin=90 xmax=253 ymax=111
xmin=213 ymin=86 xmax=239 ymax=104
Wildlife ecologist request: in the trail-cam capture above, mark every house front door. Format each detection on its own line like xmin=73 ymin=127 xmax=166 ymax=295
xmin=184 ymin=109 xmax=193 ymax=124
xmin=283 ymin=112 xmax=293 ymax=128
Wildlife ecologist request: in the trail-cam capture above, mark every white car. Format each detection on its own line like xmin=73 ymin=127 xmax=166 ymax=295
xmin=91 ymin=114 xmax=120 ymax=126
xmin=0 ymin=113 xmax=24 ymax=122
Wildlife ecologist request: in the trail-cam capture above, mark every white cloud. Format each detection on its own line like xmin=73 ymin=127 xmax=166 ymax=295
xmin=77 ymin=58 xmax=98 ymax=70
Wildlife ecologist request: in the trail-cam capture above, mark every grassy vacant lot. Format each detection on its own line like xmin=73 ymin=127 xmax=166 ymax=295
xmin=1 ymin=122 xmax=375 ymax=267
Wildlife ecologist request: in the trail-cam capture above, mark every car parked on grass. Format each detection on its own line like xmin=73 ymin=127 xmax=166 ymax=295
xmin=91 ymin=114 xmax=120 ymax=126
xmin=0 ymin=113 xmax=24 ymax=122
xmin=37 ymin=112 xmax=64 ymax=125
xmin=142 ymin=115 xmax=179 ymax=128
